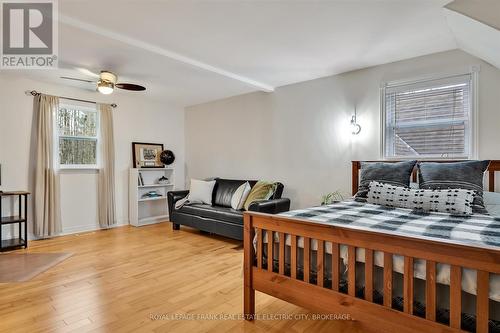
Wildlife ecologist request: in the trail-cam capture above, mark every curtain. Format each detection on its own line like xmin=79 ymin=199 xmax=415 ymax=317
xmin=34 ymin=94 xmax=61 ymax=238
xmin=97 ymin=103 xmax=116 ymax=228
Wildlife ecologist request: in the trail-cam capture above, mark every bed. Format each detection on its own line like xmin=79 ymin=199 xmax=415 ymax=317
xmin=243 ymin=160 xmax=500 ymax=333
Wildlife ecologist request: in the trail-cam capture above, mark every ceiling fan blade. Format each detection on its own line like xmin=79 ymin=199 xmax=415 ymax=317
xmin=115 ymin=83 xmax=146 ymax=91
xmin=60 ymin=76 xmax=95 ymax=83
xmin=75 ymin=67 xmax=100 ymax=78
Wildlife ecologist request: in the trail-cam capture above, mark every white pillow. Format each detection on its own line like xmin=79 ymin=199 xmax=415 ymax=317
xmin=231 ymin=182 xmax=251 ymax=210
xmin=188 ymin=179 xmax=216 ymax=205
xmin=367 ymin=181 xmax=474 ymax=215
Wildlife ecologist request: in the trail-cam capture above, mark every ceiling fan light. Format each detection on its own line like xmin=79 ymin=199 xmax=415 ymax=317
xmin=97 ymin=80 xmax=114 ymax=95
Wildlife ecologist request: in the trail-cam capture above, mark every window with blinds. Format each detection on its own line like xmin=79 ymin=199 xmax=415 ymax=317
xmin=383 ymin=74 xmax=473 ymax=159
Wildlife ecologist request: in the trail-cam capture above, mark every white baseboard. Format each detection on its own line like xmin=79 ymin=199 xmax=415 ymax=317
xmin=28 ymin=219 xmax=130 ymax=240
xmin=60 ymin=219 xmax=129 ymax=235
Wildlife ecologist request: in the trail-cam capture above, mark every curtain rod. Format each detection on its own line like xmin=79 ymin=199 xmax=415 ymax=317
xmin=27 ymin=90 xmax=117 ymax=108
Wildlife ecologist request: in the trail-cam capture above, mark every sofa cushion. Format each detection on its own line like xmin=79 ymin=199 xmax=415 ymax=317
xmin=272 ymin=182 xmax=284 ymax=200
xmin=213 ymin=179 xmax=248 ymax=207
xmin=243 ymin=181 xmax=276 ymax=210
xmin=177 ymin=204 xmax=244 ymax=225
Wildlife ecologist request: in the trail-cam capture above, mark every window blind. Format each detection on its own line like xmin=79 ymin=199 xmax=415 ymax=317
xmin=384 ymin=74 xmax=472 ymax=158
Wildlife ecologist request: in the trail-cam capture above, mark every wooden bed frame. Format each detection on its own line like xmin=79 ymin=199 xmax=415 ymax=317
xmin=243 ymin=160 xmax=500 ymax=333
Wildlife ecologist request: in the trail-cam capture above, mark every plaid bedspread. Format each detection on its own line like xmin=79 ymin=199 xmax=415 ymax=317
xmin=279 ymin=201 xmax=500 ymax=248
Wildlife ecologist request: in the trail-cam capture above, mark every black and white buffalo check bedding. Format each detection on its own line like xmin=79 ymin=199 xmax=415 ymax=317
xmin=279 ymin=200 xmax=500 ymax=248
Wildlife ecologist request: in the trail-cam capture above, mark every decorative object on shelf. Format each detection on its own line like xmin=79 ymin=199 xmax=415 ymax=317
xmin=350 ymin=107 xmax=361 ymax=135
xmin=158 ymin=176 xmax=169 ymax=184
xmin=141 ymin=191 xmax=162 ymax=199
xmin=160 ymin=150 xmax=175 ymax=166
xmin=321 ymin=191 xmax=344 ymax=206
xmin=138 ymin=172 xmax=144 ymax=186
xmin=132 ymin=142 xmax=164 ymax=168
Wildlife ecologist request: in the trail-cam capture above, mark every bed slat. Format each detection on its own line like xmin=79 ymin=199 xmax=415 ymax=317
xmin=291 ymin=235 xmax=297 ymax=279
xmin=317 ymin=240 xmax=324 ymax=287
xmin=426 ymin=260 xmax=436 ymax=321
xmin=450 ymin=265 xmax=461 ymax=329
xmin=476 ymin=270 xmax=489 ymax=333
xmin=489 ymin=170 xmax=495 ymax=192
xmin=304 ymin=237 xmax=311 ymax=283
xmin=331 ymin=242 xmax=340 ymax=292
xmin=278 ymin=232 xmax=285 ymax=275
xmin=384 ymin=253 xmax=393 ymax=307
xmin=267 ymin=231 xmax=273 ymax=272
xmin=404 ymin=256 xmax=414 ymax=314
xmin=365 ymin=249 xmax=373 ymax=302
xmin=348 ymin=245 xmax=356 ymax=297
xmin=257 ymin=228 xmax=262 ymax=269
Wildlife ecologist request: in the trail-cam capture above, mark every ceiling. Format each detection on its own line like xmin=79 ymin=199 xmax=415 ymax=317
xmin=444 ymin=1 xmax=500 ymax=70
xmin=2 ymin=0 xmax=462 ymax=107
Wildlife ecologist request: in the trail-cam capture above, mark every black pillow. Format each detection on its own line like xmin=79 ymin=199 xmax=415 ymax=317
xmin=355 ymin=160 xmax=417 ymax=201
xmin=418 ymin=160 xmax=490 ymax=214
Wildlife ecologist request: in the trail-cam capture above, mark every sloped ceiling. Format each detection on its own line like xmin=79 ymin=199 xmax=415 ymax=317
xmin=445 ymin=1 xmax=500 ymax=70
xmin=445 ymin=0 xmax=500 ymax=30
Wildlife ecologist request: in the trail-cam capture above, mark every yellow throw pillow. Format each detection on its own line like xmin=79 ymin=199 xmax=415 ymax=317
xmin=243 ymin=181 xmax=276 ymax=210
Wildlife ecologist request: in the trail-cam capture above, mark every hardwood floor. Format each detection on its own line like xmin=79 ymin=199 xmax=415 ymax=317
xmin=0 ymin=223 xmax=361 ymax=333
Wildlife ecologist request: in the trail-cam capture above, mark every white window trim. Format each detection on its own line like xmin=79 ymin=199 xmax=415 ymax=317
xmin=56 ymin=102 xmax=100 ymax=170
xmin=380 ymin=66 xmax=479 ymax=160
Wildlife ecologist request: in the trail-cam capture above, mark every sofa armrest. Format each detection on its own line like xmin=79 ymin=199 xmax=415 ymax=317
xmin=167 ymin=190 xmax=189 ymax=215
xmin=248 ymin=198 xmax=291 ymax=214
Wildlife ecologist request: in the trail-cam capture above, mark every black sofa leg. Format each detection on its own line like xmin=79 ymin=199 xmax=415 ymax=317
xmin=172 ymin=223 xmax=180 ymax=230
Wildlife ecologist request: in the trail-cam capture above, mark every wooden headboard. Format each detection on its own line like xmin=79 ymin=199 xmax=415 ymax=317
xmin=351 ymin=160 xmax=500 ymax=196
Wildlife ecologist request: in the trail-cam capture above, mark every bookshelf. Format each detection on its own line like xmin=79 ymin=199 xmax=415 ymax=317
xmin=129 ymin=168 xmax=174 ymax=226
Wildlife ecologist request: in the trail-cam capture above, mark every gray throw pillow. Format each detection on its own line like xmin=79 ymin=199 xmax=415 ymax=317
xmin=355 ymin=160 xmax=417 ymax=201
xmin=418 ymin=160 xmax=490 ymax=214
xmin=367 ymin=181 xmax=474 ymax=215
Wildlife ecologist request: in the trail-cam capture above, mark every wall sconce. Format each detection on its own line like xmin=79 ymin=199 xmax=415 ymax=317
xmin=350 ymin=108 xmax=361 ymax=135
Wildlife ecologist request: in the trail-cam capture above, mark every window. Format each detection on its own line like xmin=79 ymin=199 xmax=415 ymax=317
xmin=383 ymin=73 xmax=475 ymax=159
xmin=56 ymin=103 xmax=99 ymax=168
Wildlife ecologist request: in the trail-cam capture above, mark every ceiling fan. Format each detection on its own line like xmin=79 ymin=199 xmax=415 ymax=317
xmin=61 ymin=69 xmax=146 ymax=95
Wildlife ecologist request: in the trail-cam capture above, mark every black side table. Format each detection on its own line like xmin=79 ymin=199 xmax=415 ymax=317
xmin=0 ymin=191 xmax=29 ymax=251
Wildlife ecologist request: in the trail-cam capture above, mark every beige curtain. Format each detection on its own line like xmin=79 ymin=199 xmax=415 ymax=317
xmin=97 ymin=103 xmax=116 ymax=228
xmin=34 ymin=94 xmax=61 ymax=238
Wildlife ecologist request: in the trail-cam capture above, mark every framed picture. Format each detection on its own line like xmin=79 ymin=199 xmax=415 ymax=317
xmin=132 ymin=142 xmax=164 ymax=168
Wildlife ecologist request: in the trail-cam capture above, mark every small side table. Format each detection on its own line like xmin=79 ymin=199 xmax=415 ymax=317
xmin=0 ymin=191 xmax=29 ymax=251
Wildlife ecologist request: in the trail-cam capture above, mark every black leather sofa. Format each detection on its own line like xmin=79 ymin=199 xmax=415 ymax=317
xmin=167 ymin=178 xmax=291 ymax=240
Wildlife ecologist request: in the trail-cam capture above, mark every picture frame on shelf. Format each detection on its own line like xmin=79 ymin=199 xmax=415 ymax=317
xmin=132 ymin=142 xmax=164 ymax=168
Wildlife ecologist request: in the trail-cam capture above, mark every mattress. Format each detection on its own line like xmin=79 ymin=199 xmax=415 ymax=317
xmin=255 ymin=200 xmax=500 ymax=301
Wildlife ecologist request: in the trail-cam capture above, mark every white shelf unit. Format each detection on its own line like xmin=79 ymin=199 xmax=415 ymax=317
xmin=129 ymin=168 xmax=174 ymax=226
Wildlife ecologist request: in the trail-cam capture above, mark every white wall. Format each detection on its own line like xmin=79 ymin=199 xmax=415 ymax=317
xmin=0 ymin=75 xmax=185 ymax=237
xmin=185 ymin=50 xmax=500 ymax=209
